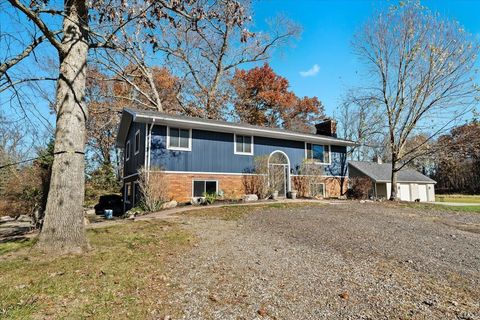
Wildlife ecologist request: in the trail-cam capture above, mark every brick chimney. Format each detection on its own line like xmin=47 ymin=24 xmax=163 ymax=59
xmin=315 ymin=119 xmax=337 ymax=137
xmin=373 ymin=155 xmax=383 ymax=164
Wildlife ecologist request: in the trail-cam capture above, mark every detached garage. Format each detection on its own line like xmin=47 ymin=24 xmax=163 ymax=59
xmin=349 ymin=161 xmax=436 ymax=202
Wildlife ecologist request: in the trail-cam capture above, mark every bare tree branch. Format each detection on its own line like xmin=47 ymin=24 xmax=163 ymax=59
xmin=7 ymin=0 xmax=63 ymax=53
xmin=0 ymin=32 xmax=60 ymax=77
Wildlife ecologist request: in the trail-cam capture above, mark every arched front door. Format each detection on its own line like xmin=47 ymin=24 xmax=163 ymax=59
xmin=268 ymin=151 xmax=290 ymax=198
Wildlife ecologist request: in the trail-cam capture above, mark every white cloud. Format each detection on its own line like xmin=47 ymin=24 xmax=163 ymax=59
xmin=299 ymin=64 xmax=320 ymax=77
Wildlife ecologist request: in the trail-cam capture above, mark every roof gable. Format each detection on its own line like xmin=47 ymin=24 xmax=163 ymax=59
xmin=116 ymin=110 xmax=133 ymax=147
xmin=349 ymin=161 xmax=436 ymax=183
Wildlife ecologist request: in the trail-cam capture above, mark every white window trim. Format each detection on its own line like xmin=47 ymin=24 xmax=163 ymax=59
xmin=134 ymin=129 xmax=141 ymax=155
xmin=133 ymin=181 xmax=139 ymax=206
xmin=192 ymin=180 xmax=219 ymax=197
xmin=304 ymin=142 xmax=331 ymax=165
xmin=234 ymin=133 xmax=254 ymax=155
xmin=125 ymin=140 xmax=131 ymax=161
xmin=125 ymin=182 xmax=132 ymax=204
xmin=166 ymin=126 xmax=192 ymax=151
xmin=311 ymin=182 xmax=326 ymax=197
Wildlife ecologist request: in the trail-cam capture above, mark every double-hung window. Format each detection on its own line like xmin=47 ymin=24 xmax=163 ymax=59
xmin=167 ymin=127 xmax=191 ymax=151
xmin=134 ymin=130 xmax=140 ymax=155
xmin=193 ymin=180 xmax=218 ymax=197
xmin=125 ymin=182 xmax=132 ymax=203
xmin=306 ymin=143 xmax=330 ymax=164
xmin=234 ymin=134 xmax=253 ymax=155
xmin=125 ymin=140 xmax=131 ymax=161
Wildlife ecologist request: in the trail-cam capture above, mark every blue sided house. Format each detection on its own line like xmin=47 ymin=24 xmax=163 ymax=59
xmin=116 ymin=108 xmax=356 ymax=208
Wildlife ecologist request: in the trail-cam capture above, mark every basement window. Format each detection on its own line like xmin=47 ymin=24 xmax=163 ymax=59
xmin=193 ymin=180 xmax=218 ymax=197
xmin=125 ymin=182 xmax=132 ymax=203
xmin=310 ymin=182 xmax=325 ymax=198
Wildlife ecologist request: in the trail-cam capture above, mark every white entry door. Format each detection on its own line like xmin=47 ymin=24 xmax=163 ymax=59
xmin=398 ymin=183 xmax=411 ymax=201
xmin=418 ymin=184 xmax=428 ymax=202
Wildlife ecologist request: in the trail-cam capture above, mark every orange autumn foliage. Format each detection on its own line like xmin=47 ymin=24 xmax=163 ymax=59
xmin=232 ymin=63 xmax=324 ymax=132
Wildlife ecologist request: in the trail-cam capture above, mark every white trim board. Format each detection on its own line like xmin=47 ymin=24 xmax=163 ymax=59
xmin=123 ymin=172 xmax=140 ymax=180
xmin=375 ymin=180 xmax=436 ymax=184
xmin=151 ymin=171 xmax=347 ymax=177
xmin=128 ymin=171 xmax=346 ymax=178
xmin=144 ymin=124 xmax=148 ymax=169
xmin=291 ymin=174 xmax=347 ymax=178
xmin=161 ymin=170 xmax=258 ymax=176
xmin=147 ymin=120 xmax=155 ymax=173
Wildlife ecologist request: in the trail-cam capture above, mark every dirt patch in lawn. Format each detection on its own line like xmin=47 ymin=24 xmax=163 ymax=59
xmin=167 ymin=202 xmax=480 ymax=319
xmin=440 ymin=221 xmax=480 ymax=234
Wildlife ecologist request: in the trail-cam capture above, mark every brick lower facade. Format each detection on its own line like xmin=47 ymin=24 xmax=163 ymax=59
xmin=160 ymin=172 xmax=245 ymax=202
xmin=323 ymin=177 xmax=349 ymax=197
xmin=147 ymin=171 xmax=348 ymax=203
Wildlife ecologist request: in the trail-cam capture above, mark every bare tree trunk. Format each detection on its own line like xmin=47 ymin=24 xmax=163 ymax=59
xmin=390 ymin=154 xmax=399 ymax=201
xmin=144 ymin=68 xmax=163 ymax=112
xmin=339 ymin=152 xmax=348 ymax=195
xmin=115 ymin=148 xmax=122 ymax=179
xmin=36 ymin=0 xmax=89 ymax=254
xmin=101 ymin=142 xmax=112 ymax=166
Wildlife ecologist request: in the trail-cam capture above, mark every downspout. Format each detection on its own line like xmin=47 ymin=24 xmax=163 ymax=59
xmin=144 ymin=124 xmax=148 ymax=169
xmin=147 ymin=119 xmax=155 ymax=180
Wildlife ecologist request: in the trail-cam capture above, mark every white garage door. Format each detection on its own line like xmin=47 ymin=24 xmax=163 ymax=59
xmin=398 ymin=183 xmax=411 ymax=201
xmin=418 ymin=184 xmax=428 ymax=202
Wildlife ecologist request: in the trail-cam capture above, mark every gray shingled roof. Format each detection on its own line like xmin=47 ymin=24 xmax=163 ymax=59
xmin=349 ymin=161 xmax=436 ymax=183
xmin=117 ymin=108 xmax=356 ymax=147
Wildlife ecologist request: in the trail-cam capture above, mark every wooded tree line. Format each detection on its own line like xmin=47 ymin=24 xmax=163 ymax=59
xmin=431 ymin=121 xmax=480 ymax=194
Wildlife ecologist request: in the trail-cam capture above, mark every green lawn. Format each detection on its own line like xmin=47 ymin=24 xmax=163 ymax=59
xmin=437 ymin=205 xmax=480 ymax=213
xmin=436 ymin=194 xmax=480 ymax=204
xmin=182 ymin=202 xmax=325 ymax=220
xmin=403 ymin=202 xmax=480 ymax=213
xmin=0 ymin=238 xmax=34 ymax=255
xmin=0 ymin=220 xmax=194 ymax=319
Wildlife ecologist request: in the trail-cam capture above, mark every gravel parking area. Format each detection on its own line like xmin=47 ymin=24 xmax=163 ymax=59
xmin=164 ymin=202 xmax=480 ymax=319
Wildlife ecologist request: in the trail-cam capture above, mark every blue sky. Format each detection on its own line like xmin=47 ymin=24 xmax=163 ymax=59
xmin=1 ymin=0 xmax=479 ymax=130
xmin=252 ymin=0 xmax=480 ymax=117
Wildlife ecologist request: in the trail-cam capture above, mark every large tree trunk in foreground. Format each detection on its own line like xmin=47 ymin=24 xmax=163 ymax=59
xmin=36 ymin=0 xmax=89 ymax=254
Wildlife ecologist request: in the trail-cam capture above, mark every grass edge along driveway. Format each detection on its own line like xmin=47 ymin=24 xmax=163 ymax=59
xmin=0 ymin=202 xmax=318 ymax=319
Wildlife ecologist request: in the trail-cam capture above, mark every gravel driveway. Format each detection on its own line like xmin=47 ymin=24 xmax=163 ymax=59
xmin=164 ymin=203 xmax=480 ymax=319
